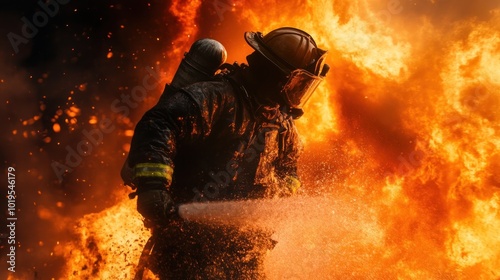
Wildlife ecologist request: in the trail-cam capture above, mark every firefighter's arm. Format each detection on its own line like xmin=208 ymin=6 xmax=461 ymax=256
xmin=126 ymin=91 xmax=202 ymax=226
xmin=277 ymin=120 xmax=304 ymax=196
xmin=125 ymin=83 xmax=228 ymax=226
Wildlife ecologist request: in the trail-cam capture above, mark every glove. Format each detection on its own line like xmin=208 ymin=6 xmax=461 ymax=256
xmin=137 ymin=189 xmax=177 ymax=228
xmin=283 ymin=176 xmax=301 ymax=195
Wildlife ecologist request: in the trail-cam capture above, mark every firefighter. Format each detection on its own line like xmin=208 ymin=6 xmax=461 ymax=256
xmin=124 ymin=27 xmax=329 ymax=279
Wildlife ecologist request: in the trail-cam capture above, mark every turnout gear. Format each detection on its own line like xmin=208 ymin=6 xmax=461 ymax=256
xmin=128 ymin=68 xmax=299 ymax=279
xmin=133 ymin=163 xmax=173 ymax=184
xmin=245 ymin=27 xmax=329 ymax=109
xmin=127 ymin=74 xmax=302 ymax=203
xmin=121 ymin=38 xmax=226 ymax=188
xmin=124 ymin=27 xmax=327 ymax=279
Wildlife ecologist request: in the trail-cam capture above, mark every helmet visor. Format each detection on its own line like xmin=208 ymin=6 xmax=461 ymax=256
xmin=282 ymin=69 xmax=323 ymax=109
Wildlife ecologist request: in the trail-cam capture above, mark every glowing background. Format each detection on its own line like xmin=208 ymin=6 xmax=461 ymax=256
xmin=1 ymin=0 xmax=499 ymax=279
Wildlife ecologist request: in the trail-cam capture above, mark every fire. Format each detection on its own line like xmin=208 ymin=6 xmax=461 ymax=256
xmin=240 ymin=0 xmax=411 ymax=143
xmin=447 ymin=194 xmax=500 ymax=268
xmin=29 ymin=0 xmax=499 ymax=279
xmin=58 ymin=194 xmax=152 ymax=279
xmin=434 ymin=20 xmax=500 ymax=276
xmin=167 ymin=0 xmax=202 ymax=57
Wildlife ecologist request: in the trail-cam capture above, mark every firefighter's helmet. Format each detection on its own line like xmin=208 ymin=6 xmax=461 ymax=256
xmin=245 ymin=27 xmax=329 ymax=109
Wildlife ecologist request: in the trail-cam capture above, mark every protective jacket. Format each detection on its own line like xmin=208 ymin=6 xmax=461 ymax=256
xmin=125 ymin=65 xmax=302 ymax=204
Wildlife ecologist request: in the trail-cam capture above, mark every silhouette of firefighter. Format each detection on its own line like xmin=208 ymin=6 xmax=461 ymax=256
xmin=121 ymin=27 xmax=329 ymax=279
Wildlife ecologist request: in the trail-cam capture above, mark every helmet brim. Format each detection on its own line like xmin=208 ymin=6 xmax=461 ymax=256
xmin=244 ymin=31 xmax=294 ymax=74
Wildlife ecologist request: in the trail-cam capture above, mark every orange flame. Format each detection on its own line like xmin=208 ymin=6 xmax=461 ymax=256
xmin=59 ymin=194 xmax=152 ymax=279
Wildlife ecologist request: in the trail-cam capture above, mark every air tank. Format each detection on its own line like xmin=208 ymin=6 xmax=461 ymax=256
xmin=170 ymin=38 xmax=227 ymax=90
